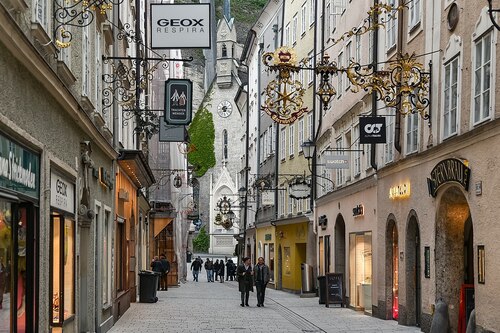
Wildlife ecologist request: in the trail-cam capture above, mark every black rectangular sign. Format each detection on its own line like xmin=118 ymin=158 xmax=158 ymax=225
xmin=325 ymin=273 xmax=344 ymax=307
xmin=359 ymin=116 xmax=386 ymax=144
xmin=165 ymin=79 xmax=192 ymax=125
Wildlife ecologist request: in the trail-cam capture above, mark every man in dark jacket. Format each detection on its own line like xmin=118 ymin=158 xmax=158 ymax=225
xmin=190 ymin=257 xmax=202 ymax=282
xmin=151 ymin=256 xmax=163 ymax=290
xmin=237 ymin=257 xmax=254 ymax=307
xmin=159 ymin=254 xmax=170 ymax=290
xmin=253 ymin=257 xmax=270 ymax=307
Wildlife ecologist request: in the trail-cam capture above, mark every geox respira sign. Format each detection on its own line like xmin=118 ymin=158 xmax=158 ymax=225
xmin=150 ymin=3 xmax=211 ymax=49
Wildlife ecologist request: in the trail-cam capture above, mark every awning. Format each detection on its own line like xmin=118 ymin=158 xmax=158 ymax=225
xmin=154 ymin=217 xmax=173 ymax=237
xmin=117 ymin=150 xmax=155 ymax=188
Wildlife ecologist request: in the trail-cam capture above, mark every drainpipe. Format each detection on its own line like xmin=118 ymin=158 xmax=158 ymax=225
xmin=370 ymin=0 xmax=379 ymax=170
xmin=135 ymin=0 xmax=141 ymax=150
xmin=394 ymin=0 xmax=404 ymax=153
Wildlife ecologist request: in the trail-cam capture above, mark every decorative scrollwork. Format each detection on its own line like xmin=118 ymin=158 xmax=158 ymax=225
xmin=347 ymin=53 xmax=431 ymax=119
xmin=54 ymin=0 xmax=125 ymax=50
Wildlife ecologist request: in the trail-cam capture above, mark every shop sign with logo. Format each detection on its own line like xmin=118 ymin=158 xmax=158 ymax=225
xmin=50 ymin=172 xmax=75 ymax=214
xmin=389 ymin=182 xmax=411 ymax=200
xmin=261 ymin=191 xmax=274 ymax=206
xmin=324 ymin=155 xmax=350 ymax=169
xmin=0 ymin=133 xmax=39 ymax=198
xmin=359 ymin=117 xmax=386 ymax=144
xmin=352 ymin=204 xmax=364 ymax=217
xmin=165 ymin=79 xmax=193 ymax=125
xmin=150 ymin=3 xmax=211 ymax=49
xmin=427 ymin=158 xmax=470 ymax=197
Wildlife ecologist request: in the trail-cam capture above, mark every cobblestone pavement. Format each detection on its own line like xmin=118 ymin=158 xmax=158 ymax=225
xmin=109 ymin=272 xmax=421 ymax=333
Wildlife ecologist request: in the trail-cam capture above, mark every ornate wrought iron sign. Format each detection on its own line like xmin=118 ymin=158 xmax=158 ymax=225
xmin=261 ymin=47 xmax=308 ymax=124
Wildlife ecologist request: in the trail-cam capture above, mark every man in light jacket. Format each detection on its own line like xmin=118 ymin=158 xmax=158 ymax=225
xmin=253 ymin=257 xmax=270 ymax=307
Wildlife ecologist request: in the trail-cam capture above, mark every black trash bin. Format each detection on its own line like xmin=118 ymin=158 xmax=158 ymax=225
xmin=317 ymin=276 xmax=326 ymax=304
xmin=139 ymin=270 xmax=159 ymax=303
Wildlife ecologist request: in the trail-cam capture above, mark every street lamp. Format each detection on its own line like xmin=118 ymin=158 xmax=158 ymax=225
xmin=301 ymin=140 xmax=315 ymax=160
xmin=488 ymin=0 xmax=500 ymax=30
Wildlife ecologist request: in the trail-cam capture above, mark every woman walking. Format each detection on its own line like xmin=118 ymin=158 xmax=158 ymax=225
xmin=237 ymin=257 xmax=253 ymax=307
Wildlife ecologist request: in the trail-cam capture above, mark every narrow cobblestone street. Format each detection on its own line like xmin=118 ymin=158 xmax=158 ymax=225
xmin=109 ymin=272 xmax=421 ymax=333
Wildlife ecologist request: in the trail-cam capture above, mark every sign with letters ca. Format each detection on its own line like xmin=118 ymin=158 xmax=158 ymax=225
xmin=359 ymin=116 xmax=386 ymax=144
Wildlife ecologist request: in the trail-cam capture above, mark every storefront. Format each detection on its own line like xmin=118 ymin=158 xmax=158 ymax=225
xmin=274 ymin=217 xmax=311 ymax=292
xmin=255 ymin=225 xmax=275 ymax=284
xmin=315 ymin=176 xmax=377 ymax=311
xmin=49 ymin=171 xmax=76 ymax=331
xmin=115 ymin=150 xmax=154 ymax=318
xmin=0 ymin=132 xmax=40 ymax=333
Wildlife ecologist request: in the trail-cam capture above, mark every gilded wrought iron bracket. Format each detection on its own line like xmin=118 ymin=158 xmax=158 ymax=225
xmin=488 ymin=0 xmax=500 ymax=31
xmin=54 ymin=0 xmax=125 ymax=49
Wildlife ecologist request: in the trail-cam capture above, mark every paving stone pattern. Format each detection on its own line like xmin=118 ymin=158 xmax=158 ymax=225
xmin=109 ymin=273 xmax=421 ymax=333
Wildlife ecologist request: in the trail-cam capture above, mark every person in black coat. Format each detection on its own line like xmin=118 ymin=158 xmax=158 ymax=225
xmin=237 ymin=257 xmax=254 ymax=307
xmin=218 ymin=260 xmax=225 ymax=283
xmin=213 ymin=259 xmax=220 ymax=281
xmin=151 ymin=256 xmax=163 ymax=290
xmin=159 ymin=254 xmax=170 ymax=290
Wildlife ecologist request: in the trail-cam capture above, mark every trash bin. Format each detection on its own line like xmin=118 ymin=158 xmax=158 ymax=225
xmin=317 ymin=276 xmax=326 ymax=304
xmin=301 ymin=263 xmax=314 ymax=293
xmin=139 ymin=270 xmax=159 ymax=303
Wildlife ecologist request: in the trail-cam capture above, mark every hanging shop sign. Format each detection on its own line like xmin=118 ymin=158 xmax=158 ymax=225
xmin=318 ymin=215 xmax=328 ymax=230
xmin=150 ymin=3 xmax=211 ymax=49
xmin=159 ymin=117 xmax=188 ymax=142
xmin=261 ymin=191 xmax=274 ymax=206
xmin=0 ymin=133 xmax=39 ymax=198
xmin=359 ymin=117 xmax=386 ymax=144
xmin=324 ymin=155 xmax=350 ymax=169
xmin=427 ymin=158 xmax=470 ymax=197
xmin=352 ymin=204 xmax=364 ymax=217
xmin=389 ymin=182 xmax=411 ymax=200
xmin=50 ymin=172 xmax=75 ymax=214
xmin=165 ymin=79 xmax=193 ymax=125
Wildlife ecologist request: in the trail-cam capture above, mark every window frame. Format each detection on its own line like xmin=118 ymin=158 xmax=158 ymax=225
xmin=472 ymin=31 xmax=494 ymax=126
xmin=442 ymin=56 xmax=460 ymax=139
xmin=405 ymin=112 xmax=419 ymax=154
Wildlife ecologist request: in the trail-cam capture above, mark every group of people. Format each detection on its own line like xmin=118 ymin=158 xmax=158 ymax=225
xmin=150 ymin=254 xmax=171 ymax=291
xmin=190 ymin=255 xmax=271 ymax=308
xmin=190 ymin=257 xmax=236 ymax=282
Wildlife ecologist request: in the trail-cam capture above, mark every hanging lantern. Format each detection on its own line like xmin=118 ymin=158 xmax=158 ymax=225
xmin=173 ymin=174 xmax=182 ymax=188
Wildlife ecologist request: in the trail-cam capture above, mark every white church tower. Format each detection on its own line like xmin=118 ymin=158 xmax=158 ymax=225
xmin=198 ymin=0 xmax=245 ymax=255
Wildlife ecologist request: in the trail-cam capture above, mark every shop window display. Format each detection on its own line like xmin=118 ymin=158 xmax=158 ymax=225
xmin=0 ymin=201 xmax=12 ymax=332
xmin=51 ymin=215 xmax=75 ymax=325
xmin=349 ymin=232 xmax=372 ymax=311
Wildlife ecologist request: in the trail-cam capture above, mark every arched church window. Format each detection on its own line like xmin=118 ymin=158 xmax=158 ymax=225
xmin=222 ymin=44 xmax=228 ymax=57
xmin=223 ymin=129 xmax=228 ymax=160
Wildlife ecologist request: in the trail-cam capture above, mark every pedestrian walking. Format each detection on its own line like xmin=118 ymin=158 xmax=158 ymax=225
xmin=204 ymin=259 xmax=214 ymax=282
xmin=159 ymin=254 xmax=170 ymax=290
xmin=151 ymin=256 xmax=163 ymax=290
xmin=218 ymin=260 xmax=225 ymax=283
xmin=213 ymin=259 xmax=220 ymax=281
xmin=253 ymin=257 xmax=270 ymax=307
xmin=237 ymin=257 xmax=253 ymax=307
xmin=190 ymin=257 xmax=202 ymax=282
xmin=226 ymin=258 xmax=234 ymax=281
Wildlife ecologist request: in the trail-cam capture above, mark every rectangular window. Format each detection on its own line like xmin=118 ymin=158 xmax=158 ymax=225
xmin=308 ymin=51 xmax=315 ymax=84
xmin=335 ymin=137 xmax=344 ymax=185
xmin=260 ymin=135 xmax=264 ymax=163
xmin=386 ymin=0 xmax=397 ymax=50
xmin=297 ymin=197 xmax=303 ymax=213
xmin=365 ymin=141 xmax=371 ymax=170
xmin=268 ymin=125 xmax=273 ymax=155
xmin=443 ymin=57 xmax=459 ymax=138
xmin=309 ymin=0 xmax=315 ymax=26
xmin=473 ymin=32 xmax=492 ymax=124
xmin=288 ymin=190 xmax=293 ymax=215
xmin=308 ymin=112 xmax=314 ymax=140
xmin=337 ymin=53 xmax=343 ymax=96
xmin=385 ymin=108 xmax=395 ymax=163
xmin=285 ymin=23 xmax=291 ymax=46
xmin=355 ymin=33 xmax=361 ymax=62
xmin=95 ymin=33 xmax=102 ymax=111
xmin=289 ymin=124 xmax=295 ymax=156
xmin=298 ymin=118 xmax=304 ymax=152
xmin=409 ymin=0 xmax=421 ymax=29
xmin=406 ymin=112 xmax=419 ymax=154
xmin=280 ymin=128 xmax=286 ymax=160
xmin=279 ymin=189 xmax=285 ymax=216
xmin=51 ymin=215 xmax=75 ymax=324
xmin=271 ymin=124 xmax=276 ymax=153
xmin=82 ymin=25 xmax=90 ymax=97
xmin=353 ymin=124 xmax=361 ymax=176
xmin=102 ymin=209 xmax=111 ymax=306
xmin=292 ymin=14 xmax=298 ymax=44
xmin=301 ymin=3 xmax=307 ymax=35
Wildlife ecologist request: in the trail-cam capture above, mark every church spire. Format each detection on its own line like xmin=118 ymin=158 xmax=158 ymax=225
xmin=223 ymin=0 xmax=231 ymax=23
